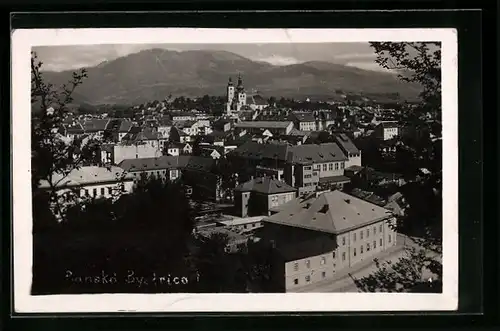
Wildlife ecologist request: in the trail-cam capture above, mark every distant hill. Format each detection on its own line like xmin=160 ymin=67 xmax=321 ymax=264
xmin=40 ymin=49 xmax=422 ymax=105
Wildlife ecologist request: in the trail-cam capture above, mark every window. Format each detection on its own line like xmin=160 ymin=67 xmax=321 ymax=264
xmin=342 ymin=236 xmax=346 ymax=245
xmin=380 ymin=224 xmax=383 ymax=232
xmin=304 ymin=174 xmax=312 ymax=179
xmin=388 ymin=234 xmax=392 ymax=243
xmin=367 ymin=243 xmax=371 ymax=251
xmin=293 ymin=263 xmax=299 ymax=271
xmin=353 ymin=232 xmax=356 ymax=242
xmin=322 ymin=271 xmax=326 ymax=278
xmin=360 ymin=245 xmax=364 ymax=254
xmin=80 ymin=189 xmax=85 ymax=197
xmin=320 ymin=257 xmax=326 ymax=265
xmin=332 ymin=251 xmax=336 ymax=259
xmin=304 ymin=166 xmax=312 ymax=170
xmin=341 ymin=162 xmax=345 ymax=169
xmin=92 ymin=188 xmax=97 ymax=197
xmin=353 ymin=248 xmax=357 ymax=257
xmin=108 ymin=187 xmax=113 ymax=195
xmin=305 ymin=275 xmax=311 ymax=283
xmin=373 ymin=240 xmax=376 ymax=249
xmin=360 ymin=231 xmax=364 ymax=239
xmin=367 ymin=229 xmax=370 ymax=237
xmin=335 ymin=162 xmax=339 ymax=170
xmin=85 ymin=189 xmax=89 ymax=197
xmin=294 ymin=278 xmax=299 ymax=285
xmin=100 ymin=188 xmax=105 ymax=196
xmin=244 ymin=225 xmax=247 ymax=229
xmin=306 ymin=260 xmax=311 ymax=268
xmin=329 ymin=163 xmax=333 ymax=171
xmin=252 ymin=223 xmax=256 ymax=228
xmin=323 ymin=164 xmax=327 ymax=171
xmin=380 ymin=238 xmax=383 ymax=246
xmin=374 ymin=226 xmax=376 ymax=235
xmin=342 ymin=252 xmax=346 ymax=261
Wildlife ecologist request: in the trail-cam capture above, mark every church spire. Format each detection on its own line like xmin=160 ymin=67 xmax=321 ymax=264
xmin=237 ymin=73 xmax=243 ymax=87
xmin=228 ymin=77 xmax=233 ymax=86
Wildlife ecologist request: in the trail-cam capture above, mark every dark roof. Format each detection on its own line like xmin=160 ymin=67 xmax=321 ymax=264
xmin=318 ymin=175 xmax=351 ymax=184
xmin=290 ymin=111 xmax=316 ymax=122
xmin=232 ymin=141 xmax=348 ymax=164
xmin=235 ymin=177 xmax=296 ymax=194
xmin=119 ymin=155 xmax=214 ymax=172
xmin=334 ymin=133 xmax=360 ymax=154
xmin=82 ymin=119 xmax=110 ymax=132
xmin=289 ymin=143 xmax=348 ymax=164
xmin=235 ymin=121 xmax=292 ymax=129
xmin=378 ymin=122 xmax=399 ymax=128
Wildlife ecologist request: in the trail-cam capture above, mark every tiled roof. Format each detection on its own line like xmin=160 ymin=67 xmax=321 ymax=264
xmin=289 ymin=143 xmax=347 ymax=164
xmin=119 ymin=155 xmax=214 ymax=172
xmin=235 ymin=121 xmax=292 ymax=129
xmin=82 ymin=119 xmax=110 ymax=132
xmin=264 ymin=190 xmax=392 ymax=235
xmin=234 ymin=177 xmax=296 ymax=194
xmin=334 ymin=133 xmax=360 ymax=154
xmin=231 ymin=141 xmax=348 ymax=164
xmin=39 ymin=166 xmax=133 ymax=188
xmin=290 ymin=111 xmax=316 ymax=122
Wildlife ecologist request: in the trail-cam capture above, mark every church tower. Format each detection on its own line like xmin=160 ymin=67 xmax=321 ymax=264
xmin=227 ymin=77 xmax=235 ymax=103
xmin=236 ymin=73 xmax=247 ymax=109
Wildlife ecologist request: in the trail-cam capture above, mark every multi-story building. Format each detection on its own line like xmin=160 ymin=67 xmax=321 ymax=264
xmin=229 ymin=141 xmax=353 ymax=195
xmin=233 ymin=176 xmax=297 ymax=217
xmin=288 ymin=111 xmax=317 ymax=131
xmin=374 ymin=122 xmax=399 ymax=141
xmin=38 ymin=166 xmax=135 ymax=202
xmin=261 ymin=190 xmax=397 ymax=292
xmin=101 ymin=143 xmax=163 ymax=165
xmin=118 ymin=155 xmax=220 ymax=201
xmin=333 ymin=133 xmax=362 ymax=168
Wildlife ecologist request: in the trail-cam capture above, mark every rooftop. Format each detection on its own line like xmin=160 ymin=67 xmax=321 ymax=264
xmin=290 ymin=111 xmax=316 ymax=122
xmin=235 ymin=121 xmax=293 ymax=129
xmin=264 ymin=190 xmax=392 ymax=235
xmin=119 ymin=155 xmax=214 ymax=172
xmin=39 ymin=166 xmax=133 ymax=189
xmin=235 ymin=177 xmax=296 ymax=195
xmin=335 ymin=133 xmax=360 ymax=154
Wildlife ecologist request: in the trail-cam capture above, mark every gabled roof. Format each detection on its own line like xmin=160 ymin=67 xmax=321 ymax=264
xmin=82 ymin=119 xmax=110 ymax=132
xmin=39 ymin=166 xmax=133 ymax=188
xmin=264 ymin=190 xmax=392 ymax=235
xmin=289 ymin=143 xmax=347 ymax=164
xmin=119 ymin=155 xmax=214 ymax=172
xmin=290 ymin=111 xmax=316 ymax=122
xmin=334 ymin=133 xmax=360 ymax=154
xmin=235 ymin=177 xmax=296 ymax=195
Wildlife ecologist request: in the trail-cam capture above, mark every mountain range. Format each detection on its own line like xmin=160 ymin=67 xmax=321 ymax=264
xmin=40 ymin=49 xmax=422 ymax=105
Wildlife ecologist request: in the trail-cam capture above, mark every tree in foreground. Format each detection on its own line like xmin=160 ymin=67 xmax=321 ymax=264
xmin=353 ymin=42 xmax=443 ymax=293
xmin=31 ymin=51 xmax=101 ymax=223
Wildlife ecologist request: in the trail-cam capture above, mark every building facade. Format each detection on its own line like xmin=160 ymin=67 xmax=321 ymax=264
xmin=261 ymin=190 xmax=397 ymax=292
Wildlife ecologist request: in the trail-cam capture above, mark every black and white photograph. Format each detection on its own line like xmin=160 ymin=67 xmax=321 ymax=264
xmin=12 ymin=28 xmax=458 ymax=312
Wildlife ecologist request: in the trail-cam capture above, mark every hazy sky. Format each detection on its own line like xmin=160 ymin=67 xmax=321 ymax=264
xmin=33 ymin=42 xmax=390 ymax=73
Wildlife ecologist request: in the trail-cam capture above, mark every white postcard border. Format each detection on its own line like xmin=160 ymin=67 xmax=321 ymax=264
xmin=12 ymin=28 xmax=458 ymax=313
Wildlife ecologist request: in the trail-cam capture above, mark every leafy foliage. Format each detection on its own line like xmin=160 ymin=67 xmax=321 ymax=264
xmin=31 ymin=52 xmax=101 ymax=221
xmin=353 ymin=42 xmax=443 ymax=293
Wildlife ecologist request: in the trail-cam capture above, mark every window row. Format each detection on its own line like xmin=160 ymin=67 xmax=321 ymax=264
xmin=317 ymin=162 xmax=345 ymax=172
xmin=292 ymin=256 xmax=327 ymax=271
xmin=80 ymin=185 xmax=123 ymax=198
xmin=346 ymin=224 xmax=388 ymax=243
xmin=293 ymin=271 xmax=327 ymax=285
